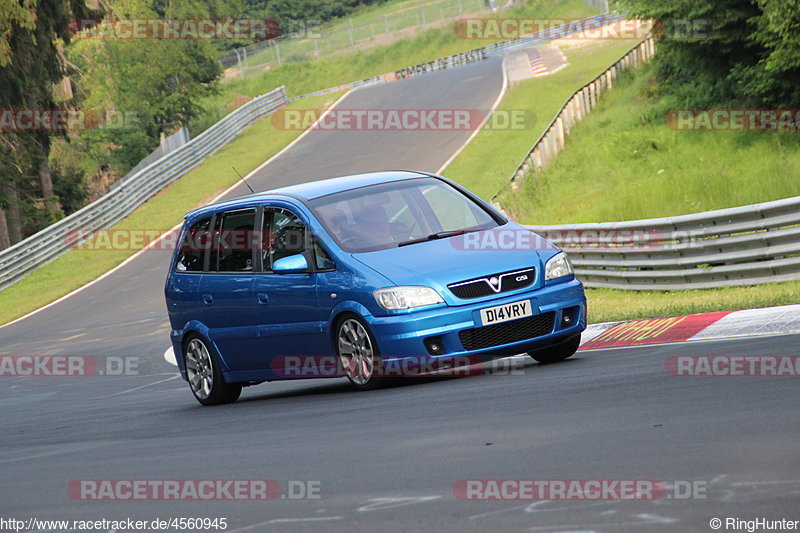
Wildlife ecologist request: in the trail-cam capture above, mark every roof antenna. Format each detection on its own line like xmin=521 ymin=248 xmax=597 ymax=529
xmin=233 ymin=167 xmax=255 ymax=194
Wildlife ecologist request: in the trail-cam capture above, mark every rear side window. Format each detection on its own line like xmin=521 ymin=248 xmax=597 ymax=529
xmin=210 ymin=209 xmax=256 ymax=272
xmin=262 ymin=208 xmax=309 ymax=271
xmin=176 ymin=216 xmax=212 ymax=272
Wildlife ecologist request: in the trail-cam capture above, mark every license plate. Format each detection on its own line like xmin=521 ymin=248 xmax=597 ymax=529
xmin=479 ymin=299 xmax=533 ymax=326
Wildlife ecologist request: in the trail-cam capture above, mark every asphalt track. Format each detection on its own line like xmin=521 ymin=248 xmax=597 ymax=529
xmin=1 ymin=54 xmax=799 ymax=532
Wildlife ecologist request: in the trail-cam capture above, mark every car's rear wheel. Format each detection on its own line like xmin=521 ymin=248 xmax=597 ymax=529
xmin=184 ymin=335 xmax=241 ymax=405
xmin=336 ymin=315 xmax=383 ymax=390
xmin=528 ymin=334 xmax=581 ymax=364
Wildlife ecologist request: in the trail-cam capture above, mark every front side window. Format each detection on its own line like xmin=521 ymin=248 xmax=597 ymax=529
xmin=210 ymin=209 xmax=256 ymax=272
xmin=176 ymin=216 xmax=212 ymax=272
xmin=309 ymin=177 xmax=501 ymax=253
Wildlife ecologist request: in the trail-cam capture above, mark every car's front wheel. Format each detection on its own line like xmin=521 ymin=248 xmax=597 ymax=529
xmin=184 ymin=335 xmax=242 ymax=405
xmin=528 ymin=334 xmax=581 ymax=364
xmin=336 ymin=315 xmax=383 ymax=390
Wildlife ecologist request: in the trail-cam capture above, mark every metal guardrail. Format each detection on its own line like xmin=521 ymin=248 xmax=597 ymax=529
xmin=0 ymin=87 xmax=288 ymax=291
xmin=500 ymin=32 xmax=800 ymax=290
xmin=526 ymin=195 xmax=800 ymax=290
xmin=492 ymin=33 xmax=656 ymax=203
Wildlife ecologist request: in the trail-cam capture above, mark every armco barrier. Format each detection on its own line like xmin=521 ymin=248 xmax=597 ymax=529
xmin=526 ymin=196 xmax=800 ymax=290
xmin=0 ymin=86 xmax=288 ymax=291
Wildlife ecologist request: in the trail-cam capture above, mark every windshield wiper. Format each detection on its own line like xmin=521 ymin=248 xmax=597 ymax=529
xmin=397 ymin=229 xmax=471 ymax=247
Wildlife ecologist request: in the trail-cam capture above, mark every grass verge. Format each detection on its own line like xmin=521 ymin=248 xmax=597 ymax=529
xmin=498 ymin=62 xmax=800 ymax=223
xmin=194 ymin=0 xmax=596 ymax=132
xmin=0 ymin=94 xmax=334 ymax=327
xmin=588 ymin=283 xmax=800 ymax=324
xmin=446 ymin=52 xmax=800 ymax=323
xmin=443 ymin=39 xmax=645 ymax=199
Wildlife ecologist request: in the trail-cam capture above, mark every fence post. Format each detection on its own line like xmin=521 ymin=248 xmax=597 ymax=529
xmin=564 ymin=101 xmax=574 ymax=132
xmin=540 ymin=137 xmax=549 ymax=168
xmin=556 ymin=117 xmax=565 ymax=151
xmin=547 ymin=130 xmax=557 ymax=159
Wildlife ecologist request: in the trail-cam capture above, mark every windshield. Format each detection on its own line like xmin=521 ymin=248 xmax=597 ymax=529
xmin=309 ymin=177 xmax=502 ymax=253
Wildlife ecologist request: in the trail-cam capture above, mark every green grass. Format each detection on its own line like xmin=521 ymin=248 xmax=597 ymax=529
xmin=446 ymin=55 xmax=800 ymax=322
xmin=587 ymin=283 xmax=800 ymax=324
xmin=443 ymin=39 xmax=645 ymax=200
xmin=195 ymin=0 xmax=596 ymax=132
xmin=237 ymin=0 xmax=491 ymax=71
xmin=0 ymin=94 xmax=334 ymax=326
xmin=498 ymin=62 xmax=800 ymax=223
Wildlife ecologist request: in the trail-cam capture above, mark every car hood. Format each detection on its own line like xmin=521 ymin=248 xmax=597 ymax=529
xmin=351 ymin=225 xmax=559 ymax=306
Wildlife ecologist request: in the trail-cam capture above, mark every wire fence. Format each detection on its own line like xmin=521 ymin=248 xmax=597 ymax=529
xmin=219 ymin=0 xmax=489 ymax=79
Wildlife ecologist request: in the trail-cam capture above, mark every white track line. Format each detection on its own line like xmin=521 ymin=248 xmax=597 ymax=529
xmin=436 ymin=57 xmax=509 ymax=174
xmin=0 ymin=90 xmax=355 ymax=331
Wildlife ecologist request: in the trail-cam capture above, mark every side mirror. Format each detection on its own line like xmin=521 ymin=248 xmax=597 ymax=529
xmin=273 ymin=254 xmax=309 ymax=274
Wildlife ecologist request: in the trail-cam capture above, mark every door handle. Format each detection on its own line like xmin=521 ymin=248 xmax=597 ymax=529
xmin=257 ymin=293 xmax=269 ymax=305
xmin=203 ymin=294 xmax=213 ymax=305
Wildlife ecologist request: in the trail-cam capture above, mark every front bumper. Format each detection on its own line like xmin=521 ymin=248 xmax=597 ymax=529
xmin=365 ymin=278 xmax=586 ymax=362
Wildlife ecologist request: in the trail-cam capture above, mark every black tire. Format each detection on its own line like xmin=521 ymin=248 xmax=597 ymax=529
xmin=528 ymin=334 xmax=581 ymax=364
xmin=335 ymin=314 xmax=384 ymax=391
xmin=183 ymin=334 xmax=242 ymax=406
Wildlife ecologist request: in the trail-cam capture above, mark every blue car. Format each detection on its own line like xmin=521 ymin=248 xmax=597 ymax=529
xmin=165 ymin=171 xmax=586 ymax=405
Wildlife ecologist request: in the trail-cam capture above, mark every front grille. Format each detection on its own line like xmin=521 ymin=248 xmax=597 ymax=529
xmin=449 ymin=268 xmax=535 ymax=299
xmin=459 ymin=312 xmax=555 ymax=351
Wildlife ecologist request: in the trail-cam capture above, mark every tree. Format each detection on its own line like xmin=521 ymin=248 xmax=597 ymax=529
xmin=0 ymin=0 xmax=94 ymax=248
xmin=615 ymin=0 xmax=800 ymax=107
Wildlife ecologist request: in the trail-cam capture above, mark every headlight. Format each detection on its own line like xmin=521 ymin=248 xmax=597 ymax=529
xmin=544 ymin=252 xmax=574 ymax=281
xmin=374 ymin=286 xmax=444 ymax=310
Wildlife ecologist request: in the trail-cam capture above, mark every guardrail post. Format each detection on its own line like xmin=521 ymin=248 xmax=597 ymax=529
xmin=564 ymin=102 xmax=574 ymax=133
xmin=540 ymin=137 xmax=550 ymax=168
xmin=548 ymin=129 xmax=558 ymax=158
xmin=556 ymin=117 xmax=565 ymax=151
